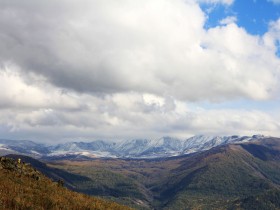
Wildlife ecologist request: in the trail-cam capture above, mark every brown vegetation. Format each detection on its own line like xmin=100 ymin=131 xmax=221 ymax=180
xmin=0 ymin=157 xmax=132 ymax=210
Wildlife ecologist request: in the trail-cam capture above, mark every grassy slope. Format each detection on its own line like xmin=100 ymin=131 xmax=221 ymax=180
xmin=5 ymin=154 xmax=93 ymax=190
xmin=0 ymin=158 xmax=132 ymax=210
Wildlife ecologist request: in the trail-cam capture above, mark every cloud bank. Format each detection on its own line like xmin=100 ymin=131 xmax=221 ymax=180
xmin=0 ymin=0 xmax=279 ymax=142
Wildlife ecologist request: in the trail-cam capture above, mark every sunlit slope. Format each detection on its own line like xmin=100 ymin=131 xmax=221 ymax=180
xmin=0 ymin=157 xmax=132 ymax=210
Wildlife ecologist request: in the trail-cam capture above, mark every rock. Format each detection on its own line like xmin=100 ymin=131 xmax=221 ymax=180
xmin=0 ymin=156 xmax=42 ymax=181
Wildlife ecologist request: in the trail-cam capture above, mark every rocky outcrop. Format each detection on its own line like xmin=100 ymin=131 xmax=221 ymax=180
xmin=0 ymin=157 xmax=41 ymax=180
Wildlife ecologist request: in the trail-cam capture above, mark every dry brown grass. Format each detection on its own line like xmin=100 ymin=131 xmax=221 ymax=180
xmin=0 ymin=158 xmax=132 ymax=210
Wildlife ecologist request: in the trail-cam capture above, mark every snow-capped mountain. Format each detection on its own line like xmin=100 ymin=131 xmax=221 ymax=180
xmin=0 ymin=139 xmax=49 ymax=156
xmin=49 ymin=141 xmax=114 ymax=153
xmin=47 ymin=141 xmax=117 ymax=158
xmin=182 ymin=135 xmax=247 ymax=154
xmin=114 ymin=137 xmax=183 ymax=158
xmin=0 ymin=135 xmax=266 ymax=159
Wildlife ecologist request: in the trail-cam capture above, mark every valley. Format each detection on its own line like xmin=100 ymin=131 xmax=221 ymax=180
xmin=46 ymin=137 xmax=280 ymax=209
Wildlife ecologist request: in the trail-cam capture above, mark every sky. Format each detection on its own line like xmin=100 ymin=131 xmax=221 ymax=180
xmin=0 ymin=0 xmax=280 ymax=143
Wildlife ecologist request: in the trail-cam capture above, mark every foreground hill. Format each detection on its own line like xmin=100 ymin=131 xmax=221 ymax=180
xmin=5 ymin=154 xmax=93 ymax=191
xmin=48 ymin=137 xmax=280 ymax=209
xmin=0 ymin=157 xmax=132 ymax=210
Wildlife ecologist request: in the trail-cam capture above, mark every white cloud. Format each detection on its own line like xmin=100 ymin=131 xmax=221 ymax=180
xmin=196 ymin=0 xmax=234 ymax=5
xmin=0 ymin=64 xmax=83 ymax=111
xmin=1 ymin=89 xmax=279 ymax=142
xmin=264 ymin=18 xmax=280 ymax=45
xmin=219 ymin=16 xmax=237 ymax=25
xmin=268 ymin=0 xmax=280 ymax=4
xmin=1 ymin=0 xmax=278 ymax=102
xmin=0 ymin=0 xmax=280 ymax=142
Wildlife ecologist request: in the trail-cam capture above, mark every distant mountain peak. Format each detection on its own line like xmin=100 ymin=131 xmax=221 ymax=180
xmin=0 ymin=135 xmax=267 ymax=160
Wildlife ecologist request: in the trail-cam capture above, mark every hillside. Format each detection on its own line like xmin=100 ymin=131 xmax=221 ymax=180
xmin=48 ymin=137 xmax=280 ymax=209
xmin=0 ymin=157 xmax=132 ymax=210
xmin=5 ymin=154 xmax=93 ymax=190
xmin=154 ymin=139 xmax=280 ymax=209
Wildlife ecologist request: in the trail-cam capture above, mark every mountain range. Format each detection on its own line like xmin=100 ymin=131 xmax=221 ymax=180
xmin=0 ymin=135 xmax=279 ymax=209
xmin=36 ymin=137 xmax=280 ymax=209
xmin=0 ymin=135 xmax=265 ymax=159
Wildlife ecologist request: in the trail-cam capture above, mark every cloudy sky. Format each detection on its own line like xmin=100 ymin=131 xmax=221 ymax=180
xmin=0 ymin=0 xmax=280 ymax=143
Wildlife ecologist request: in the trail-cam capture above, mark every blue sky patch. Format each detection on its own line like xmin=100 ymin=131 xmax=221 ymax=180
xmin=201 ymin=0 xmax=280 ymax=36
xmin=276 ymin=40 xmax=280 ymax=57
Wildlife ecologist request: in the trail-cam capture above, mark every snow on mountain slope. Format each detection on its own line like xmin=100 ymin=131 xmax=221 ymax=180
xmin=0 ymin=135 xmax=266 ymax=159
xmin=50 ymin=141 xmax=114 ymax=152
xmin=182 ymin=135 xmax=260 ymax=154
xmin=114 ymin=139 xmax=150 ymax=156
xmin=0 ymin=139 xmax=49 ymax=156
xmin=136 ymin=137 xmax=184 ymax=158
xmin=114 ymin=137 xmax=184 ymax=157
xmin=47 ymin=141 xmax=116 ymax=158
